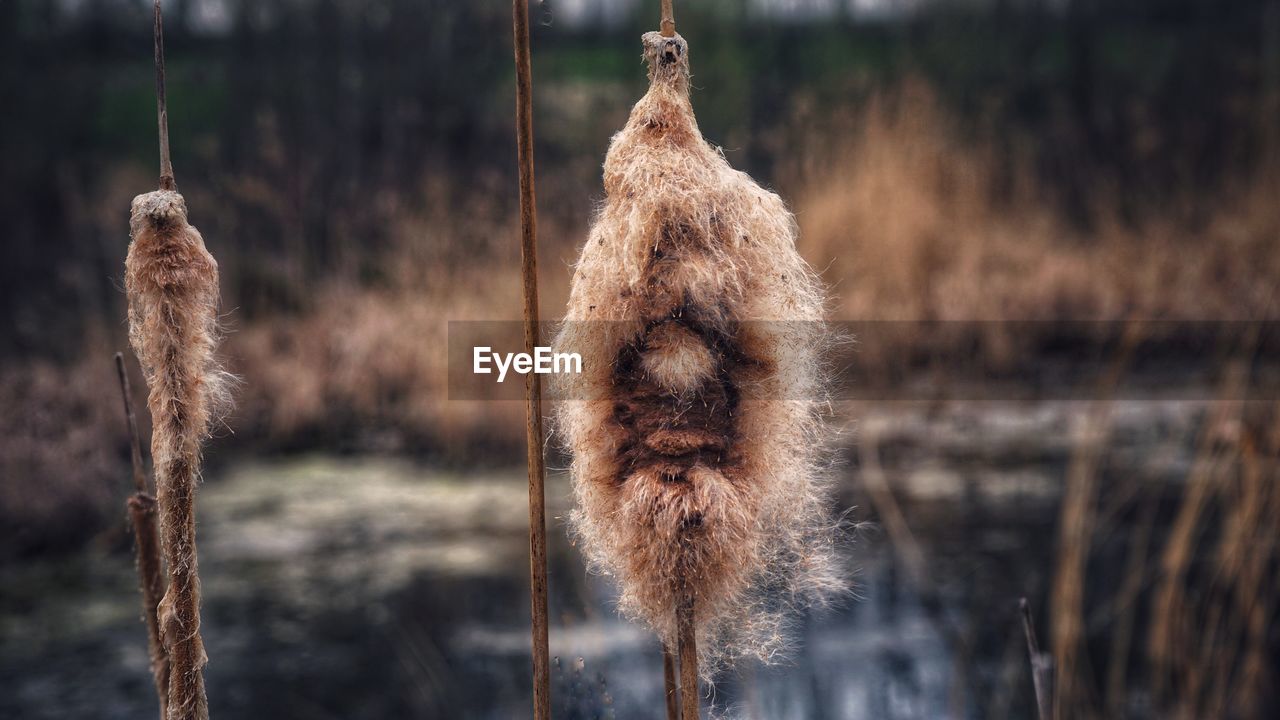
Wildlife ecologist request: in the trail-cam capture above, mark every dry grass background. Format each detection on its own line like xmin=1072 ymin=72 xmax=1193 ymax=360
xmin=3 ymin=79 xmax=1277 ymax=556
xmin=0 ymin=68 xmax=1275 ymax=715
xmin=791 ymin=80 xmax=1280 ymax=324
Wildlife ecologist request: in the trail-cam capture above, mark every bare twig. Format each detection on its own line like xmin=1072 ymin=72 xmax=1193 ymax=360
xmin=661 ymin=0 xmax=676 ymax=37
xmin=153 ymin=1 xmax=175 ymax=191
xmin=1021 ymin=597 xmax=1053 ymax=720
xmin=1149 ymin=366 xmax=1246 ymax=702
xmin=1050 ymin=409 xmax=1106 ymax=717
xmin=858 ymin=427 xmax=926 ymax=586
xmin=1103 ymin=494 xmax=1158 ymax=715
xmin=116 ymin=352 xmax=169 ymax=720
xmin=663 ymin=642 xmax=679 ymax=720
xmin=677 ymin=596 xmax=699 ymax=720
xmin=511 ymin=2 xmax=550 ymax=718
xmin=860 ymin=425 xmax=975 ymax=713
xmin=116 ymin=352 xmax=149 ymax=495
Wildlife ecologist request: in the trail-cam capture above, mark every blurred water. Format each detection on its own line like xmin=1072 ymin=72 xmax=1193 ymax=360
xmin=0 ymin=401 xmax=1213 ymax=719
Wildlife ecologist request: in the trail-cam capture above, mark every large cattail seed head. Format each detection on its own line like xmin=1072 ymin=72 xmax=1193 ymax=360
xmin=556 ymin=32 xmax=845 ymax=673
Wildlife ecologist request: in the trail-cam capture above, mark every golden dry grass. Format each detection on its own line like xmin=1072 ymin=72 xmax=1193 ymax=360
xmin=792 ymin=80 xmax=1280 ymax=325
xmin=5 ymin=78 xmax=1278 ymax=572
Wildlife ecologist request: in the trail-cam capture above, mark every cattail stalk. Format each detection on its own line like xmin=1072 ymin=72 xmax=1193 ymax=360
xmin=663 ymin=643 xmax=679 ymax=720
xmin=125 ymin=3 xmax=225 ymax=718
xmin=153 ymin=0 xmax=174 ymax=192
xmin=116 ymin=352 xmax=170 ymax=720
xmin=659 ymin=3 xmax=688 ymax=710
xmin=677 ymin=597 xmax=699 ymax=720
xmin=126 ymin=182 xmax=220 ymax=720
xmin=511 ymin=1 xmax=551 ymax=718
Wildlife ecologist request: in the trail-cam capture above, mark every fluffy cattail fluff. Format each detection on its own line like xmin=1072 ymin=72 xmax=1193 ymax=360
xmin=555 ymin=32 xmax=844 ymax=672
xmin=126 ymin=189 xmax=228 ymax=720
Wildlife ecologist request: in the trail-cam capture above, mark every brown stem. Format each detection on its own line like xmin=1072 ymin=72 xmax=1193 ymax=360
xmin=677 ymin=596 xmax=699 ymax=720
xmin=512 ymin=2 xmax=550 ymax=719
xmin=129 ymin=495 xmax=171 ymax=720
xmin=661 ymin=0 xmax=676 ymax=37
xmin=663 ymin=641 xmax=680 ymax=720
xmin=116 ymin=352 xmax=169 ymax=720
xmin=1021 ymin=597 xmax=1053 ymax=720
xmin=115 ymin=353 xmax=148 ymax=494
xmin=154 ymin=0 xmax=175 ymax=191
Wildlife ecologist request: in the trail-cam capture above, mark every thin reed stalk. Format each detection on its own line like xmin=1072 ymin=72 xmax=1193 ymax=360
xmin=153 ymin=0 xmax=174 ymax=191
xmin=1049 ymin=320 xmax=1143 ymax=718
xmin=660 ymin=0 xmax=675 ymax=37
xmin=859 ymin=425 xmax=974 ymax=710
xmin=116 ymin=352 xmax=170 ymax=720
xmin=1148 ymin=367 xmax=1245 ymax=703
xmin=663 ymin=642 xmax=679 ymax=720
xmin=677 ymin=597 xmax=699 ymax=720
xmin=1020 ymin=598 xmax=1053 ymax=720
xmin=511 ymin=1 xmax=551 ymax=718
xmin=1050 ymin=410 xmax=1105 ymax=718
xmin=1103 ymin=496 xmax=1157 ymax=716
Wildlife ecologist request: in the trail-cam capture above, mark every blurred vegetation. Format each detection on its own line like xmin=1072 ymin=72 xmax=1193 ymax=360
xmin=2 ymin=4 xmax=1277 ymax=715
xmin=1 ymin=0 xmax=1278 ymax=555
xmin=2 ymin=0 xmax=1277 ymax=360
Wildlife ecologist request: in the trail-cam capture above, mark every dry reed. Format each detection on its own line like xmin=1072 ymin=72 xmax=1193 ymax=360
xmin=1020 ymin=598 xmax=1053 ymax=720
xmin=662 ymin=642 xmax=679 ymax=719
xmin=511 ymin=0 xmax=551 ymax=716
xmin=1144 ymin=364 xmax=1279 ymax=718
xmin=792 ymin=82 xmax=1280 ymax=328
xmin=122 ymin=5 xmax=228 ymax=717
xmin=556 ymin=29 xmax=843 ymax=677
xmin=1050 ymin=322 xmax=1143 ymax=718
xmin=126 ymin=186 xmax=227 ymax=720
xmin=115 ymin=352 xmax=170 ymax=720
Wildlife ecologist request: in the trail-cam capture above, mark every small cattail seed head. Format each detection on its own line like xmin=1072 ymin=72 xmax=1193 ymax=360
xmin=125 ymin=187 xmax=226 ymax=720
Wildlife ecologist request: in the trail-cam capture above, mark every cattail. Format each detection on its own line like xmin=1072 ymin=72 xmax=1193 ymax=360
xmin=556 ymin=30 xmax=843 ymax=677
xmin=126 ymin=187 xmax=227 ymax=720
xmin=123 ymin=4 xmax=228 ymax=718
